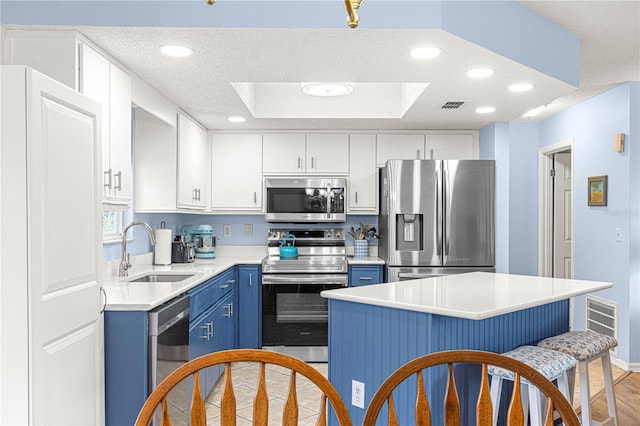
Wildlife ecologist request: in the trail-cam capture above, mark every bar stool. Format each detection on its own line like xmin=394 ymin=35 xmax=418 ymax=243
xmin=538 ymin=331 xmax=619 ymax=426
xmin=488 ymin=345 xmax=576 ymax=425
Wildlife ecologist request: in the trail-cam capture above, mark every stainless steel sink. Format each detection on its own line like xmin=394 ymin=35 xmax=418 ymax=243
xmin=128 ymin=274 xmax=194 ymax=283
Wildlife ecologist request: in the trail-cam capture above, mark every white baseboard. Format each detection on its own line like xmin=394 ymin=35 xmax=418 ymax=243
xmin=610 ymin=354 xmax=640 ymax=372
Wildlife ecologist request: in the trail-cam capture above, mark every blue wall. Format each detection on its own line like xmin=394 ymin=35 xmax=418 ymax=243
xmin=539 ymin=83 xmax=638 ymax=363
xmin=481 ymin=83 xmax=639 ymax=365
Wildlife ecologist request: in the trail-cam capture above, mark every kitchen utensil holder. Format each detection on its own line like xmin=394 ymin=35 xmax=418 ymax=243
xmin=354 ymin=240 xmax=369 ymax=258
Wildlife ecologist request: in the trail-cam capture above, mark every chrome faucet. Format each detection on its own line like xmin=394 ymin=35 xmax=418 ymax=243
xmin=119 ymin=220 xmax=156 ymax=277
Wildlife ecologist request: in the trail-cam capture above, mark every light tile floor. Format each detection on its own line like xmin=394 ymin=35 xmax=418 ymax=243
xmin=164 ymin=362 xmax=328 ymax=425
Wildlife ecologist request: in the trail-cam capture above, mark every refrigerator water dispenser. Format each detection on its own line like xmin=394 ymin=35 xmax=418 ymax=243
xmin=396 ymin=214 xmax=423 ymax=250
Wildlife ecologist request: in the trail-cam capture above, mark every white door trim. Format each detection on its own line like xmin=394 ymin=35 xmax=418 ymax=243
xmin=538 ymin=139 xmax=574 ymax=277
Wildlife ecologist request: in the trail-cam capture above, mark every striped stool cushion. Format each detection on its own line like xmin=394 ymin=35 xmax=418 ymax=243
xmin=538 ymin=331 xmax=618 ymax=361
xmin=488 ymin=345 xmax=576 ymax=382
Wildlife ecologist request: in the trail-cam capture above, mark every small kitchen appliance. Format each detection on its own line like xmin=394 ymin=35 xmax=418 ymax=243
xmin=279 ymin=233 xmax=298 ymax=258
xmin=179 ymin=225 xmax=217 ymax=259
xmin=171 ymin=235 xmax=195 ymax=263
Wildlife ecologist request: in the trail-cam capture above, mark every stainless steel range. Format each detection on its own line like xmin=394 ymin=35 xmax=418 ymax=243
xmin=261 ymin=228 xmax=347 ymax=362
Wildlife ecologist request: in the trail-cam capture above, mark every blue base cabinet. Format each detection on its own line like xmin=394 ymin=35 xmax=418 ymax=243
xmin=104 ymin=311 xmax=148 ymax=426
xmin=238 ymin=265 xmax=261 ymax=348
xmin=105 ymin=266 xmax=244 ymax=425
xmin=348 ymin=265 xmax=383 ymax=286
xmin=188 ymin=268 xmax=237 ymax=397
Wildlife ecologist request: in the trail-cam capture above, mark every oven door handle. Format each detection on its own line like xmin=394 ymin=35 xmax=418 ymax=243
xmin=262 ymin=275 xmax=347 ymax=286
xmin=327 ymin=183 xmax=332 ymax=219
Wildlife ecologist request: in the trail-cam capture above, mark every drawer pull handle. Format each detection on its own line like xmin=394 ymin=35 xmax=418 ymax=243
xmin=359 ymin=277 xmax=373 ymax=281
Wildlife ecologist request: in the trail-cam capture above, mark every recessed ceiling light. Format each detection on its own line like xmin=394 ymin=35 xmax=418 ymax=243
xmin=475 ymin=106 xmax=496 ymax=114
xmin=522 ymin=105 xmax=546 ymax=118
xmin=159 ymin=45 xmax=193 ymax=58
xmin=227 ymin=116 xmax=246 ymax=123
xmin=509 ymin=83 xmax=535 ymax=92
xmin=410 ymin=47 xmax=442 ymax=60
xmin=467 ymin=68 xmax=495 ymax=79
xmin=301 ymin=82 xmax=354 ymax=97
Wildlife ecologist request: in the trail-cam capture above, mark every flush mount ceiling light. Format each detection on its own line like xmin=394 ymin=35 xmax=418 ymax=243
xmin=301 ymin=82 xmax=355 ymax=97
xmin=467 ymin=68 xmax=495 ymax=79
xmin=523 ymin=105 xmax=546 ymax=118
xmin=509 ymin=82 xmax=535 ymax=92
xmin=476 ymin=106 xmax=496 ymax=114
xmin=159 ymin=45 xmax=193 ymax=58
xmin=410 ymin=46 xmax=442 ymax=60
xmin=227 ymin=116 xmax=247 ymax=123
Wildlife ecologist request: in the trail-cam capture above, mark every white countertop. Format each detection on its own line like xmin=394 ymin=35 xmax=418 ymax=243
xmin=346 ymin=256 xmax=385 ymax=265
xmin=103 ymin=246 xmax=267 ymax=311
xmin=321 ymin=272 xmax=612 ymax=320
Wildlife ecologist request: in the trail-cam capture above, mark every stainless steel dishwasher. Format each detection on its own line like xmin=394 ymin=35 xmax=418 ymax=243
xmin=148 ymin=294 xmax=190 ymax=399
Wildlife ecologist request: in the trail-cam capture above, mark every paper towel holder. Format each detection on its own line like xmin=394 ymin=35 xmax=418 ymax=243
xmin=154 ymin=222 xmax=173 ymax=266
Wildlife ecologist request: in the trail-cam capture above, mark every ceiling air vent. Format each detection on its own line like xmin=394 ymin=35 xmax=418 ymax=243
xmin=442 ymin=101 xmax=465 ymax=109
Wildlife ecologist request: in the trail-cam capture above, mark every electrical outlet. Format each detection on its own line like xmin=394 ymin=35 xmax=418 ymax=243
xmin=223 ymin=224 xmax=231 ymax=237
xmin=245 ymin=224 xmax=253 ymax=237
xmin=352 ymin=380 xmax=365 ymax=409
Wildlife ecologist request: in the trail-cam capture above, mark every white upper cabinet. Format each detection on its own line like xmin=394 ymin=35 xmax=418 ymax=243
xmin=348 ymin=134 xmax=378 ymax=213
xmin=4 ymin=30 xmax=133 ymax=208
xmin=305 ymin=134 xmax=349 ymax=175
xmin=263 ymin=133 xmax=306 ymax=174
xmin=425 ymin=132 xmax=478 ymax=159
xmin=177 ymin=113 xmax=209 ymax=210
xmin=81 ymin=44 xmax=132 ymax=207
xmin=376 ymin=134 xmax=425 ymax=167
xmin=134 ymin=108 xmax=178 ymax=212
xmin=263 ymin=133 xmax=348 ymax=175
xmin=211 ymin=134 xmax=263 ymax=212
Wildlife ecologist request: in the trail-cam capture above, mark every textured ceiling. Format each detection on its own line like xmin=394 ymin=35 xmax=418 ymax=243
xmin=9 ymin=1 xmax=638 ymax=131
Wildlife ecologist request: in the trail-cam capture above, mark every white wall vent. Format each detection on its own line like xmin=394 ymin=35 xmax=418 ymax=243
xmin=586 ymin=296 xmax=618 ymax=355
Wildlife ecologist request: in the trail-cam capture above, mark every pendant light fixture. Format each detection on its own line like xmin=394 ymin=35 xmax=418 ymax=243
xmin=204 ymin=0 xmax=364 ymax=28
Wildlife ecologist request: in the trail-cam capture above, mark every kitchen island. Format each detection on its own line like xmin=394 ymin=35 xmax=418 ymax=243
xmin=321 ymin=272 xmax=612 ymax=425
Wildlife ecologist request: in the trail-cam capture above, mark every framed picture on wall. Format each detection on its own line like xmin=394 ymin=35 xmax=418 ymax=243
xmin=588 ymin=175 xmax=607 ymax=206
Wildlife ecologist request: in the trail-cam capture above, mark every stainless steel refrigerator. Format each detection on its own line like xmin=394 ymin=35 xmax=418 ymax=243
xmin=379 ymin=159 xmax=495 ymax=282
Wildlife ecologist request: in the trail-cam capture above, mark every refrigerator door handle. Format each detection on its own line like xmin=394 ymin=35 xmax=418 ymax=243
xmin=398 ymin=273 xmax=437 ymax=279
xmin=437 ymin=161 xmax=444 ymax=260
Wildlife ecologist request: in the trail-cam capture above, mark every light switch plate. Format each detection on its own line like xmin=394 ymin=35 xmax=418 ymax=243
xmin=223 ymin=224 xmax=231 ymax=237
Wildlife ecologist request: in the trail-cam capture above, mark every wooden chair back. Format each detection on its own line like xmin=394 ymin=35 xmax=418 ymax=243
xmin=362 ymin=349 xmax=580 ymax=426
xmin=135 ymin=349 xmax=352 ymax=426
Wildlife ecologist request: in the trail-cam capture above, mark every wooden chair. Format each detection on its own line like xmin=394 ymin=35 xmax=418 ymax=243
xmin=362 ymin=350 xmax=580 ymax=426
xmin=135 ymin=349 xmax=352 ymax=426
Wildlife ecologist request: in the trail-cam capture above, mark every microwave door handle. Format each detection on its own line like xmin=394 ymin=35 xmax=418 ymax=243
xmin=327 ymin=183 xmax=332 ymax=219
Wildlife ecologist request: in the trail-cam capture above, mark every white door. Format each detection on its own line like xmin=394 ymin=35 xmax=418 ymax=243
xmin=28 ymin=70 xmax=103 ymax=424
xmin=553 ymin=152 xmax=572 ymax=278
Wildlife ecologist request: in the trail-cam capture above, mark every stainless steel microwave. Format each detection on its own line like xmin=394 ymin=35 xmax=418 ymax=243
xmin=265 ymin=178 xmax=346 ymax=223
